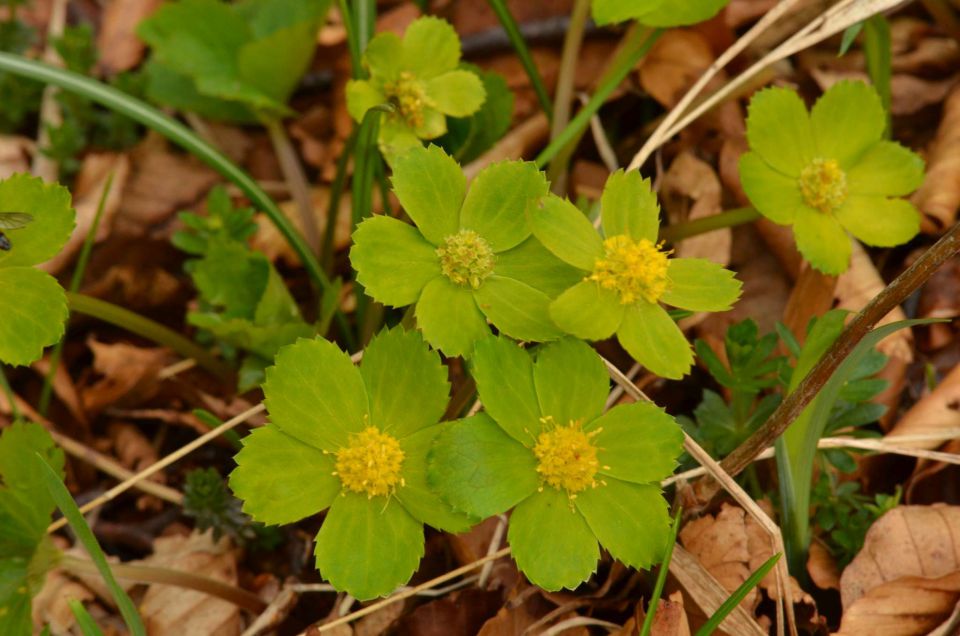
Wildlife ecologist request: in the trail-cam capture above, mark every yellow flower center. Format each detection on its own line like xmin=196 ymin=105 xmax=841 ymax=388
xmin=533 ymin=418 xmax=602 ymax=495
xmin=384 ymin=71 xmax=427 ymax=129
xmin=436 ymin=229 xmax=495 ymax=289
xmin=798 ymin=157 xmax=848 ymax=213
xmin=334 ymin=427 xmax=405 ymax=498
xmin=588 ymin=235 xmax=670 ymax=305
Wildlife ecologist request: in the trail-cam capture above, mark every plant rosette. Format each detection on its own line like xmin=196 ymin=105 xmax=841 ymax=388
xmin=592 ymin=0 xmax=729 ymax=27
xmin=739 ymin=80 xmax=925 ymax=275
xmin=529 ymin=170 xmax=741 ymax=379
xmin=229 ymin=327 xmax=474 ymax=600
xmin=428 ymin=336 xmax=684 ymax=590
xmin=346 ymin=16 xmax=486 ymax=159
xmin=350 ymin=145 xmax=580 ymax=357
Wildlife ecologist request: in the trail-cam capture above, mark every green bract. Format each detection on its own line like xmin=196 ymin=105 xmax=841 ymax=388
xmin=229 ymin=327 xmax=474 ymax=600
xmin=0 ymin=422 xmax=65 ymax=634
xmin=345 ymin=17 xmax=486 ymax=159
xmin=350 ymin=145 xmax=579 ymax=357
xmin=428 ymin=337 xmax=683 ymax=590
xmin=739 ymin=81 xmax=925 ymax=275
xmin=530 ymin=170 xmax=741 ymax=379
xmin=592 ymin=0 xmax=729 ymax=27
xmin=0 ymin=174 xmax=74 ymax=366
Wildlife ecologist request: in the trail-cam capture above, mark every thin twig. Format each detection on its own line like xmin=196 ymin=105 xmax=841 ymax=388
xmin=478 ymin=514 xmax=508 ymax=588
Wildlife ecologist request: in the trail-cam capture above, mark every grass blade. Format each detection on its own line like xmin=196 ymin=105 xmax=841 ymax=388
xmin=37 ymin=454 xmax=146 ymax=636
xmin=486 ymin=0 xmax=553 ymax=119
xmin=68 ymin=599 xmax=106 ymax=636
xmin=693 ymin=553 xmax=781 ymax=636
xmin=639 ymin=508 xmax=682 ymax=636
xmin=863 ymin=15 xmax=892 ymax=136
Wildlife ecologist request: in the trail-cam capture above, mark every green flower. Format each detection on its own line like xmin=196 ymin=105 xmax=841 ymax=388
xmin=530 ymin=170 xmax=741 ymax=379
xmin=739 ymin=81 xmax=925 ymax=275
xmin=428 ymin=337 xmax=684 ymax=590
xmin=346 ymin=17 xmax=486 ymax=159
xmin=592 ymin=0 xmax=729 ymax=27
xmin=229 ymin=327 xmax=473 ymax=600
xmin=350 ymin=145 xmax=580 ymax=357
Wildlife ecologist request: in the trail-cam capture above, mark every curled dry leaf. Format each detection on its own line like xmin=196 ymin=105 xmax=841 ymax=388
xmin=32 ymin=568 xmax=96 ymax=634
xmin=887 ymin=363 xmax=960 ymax=448
xmin=661 ymin=151 xmax=730 ymax=265
xmin=638 ymin=30 xmax=715 ymax=108
xmin=912 ymin=84 xmax=960 ymax=231
xmin=618 ymin=591 xmax=691 ymax=636
xmin=834 ymin=571 xmax=960 ymax=636
xmin=840 ymin=505 xmax=960 ymax=608
xmin=82 ymin=337 xmax=170 ymax=414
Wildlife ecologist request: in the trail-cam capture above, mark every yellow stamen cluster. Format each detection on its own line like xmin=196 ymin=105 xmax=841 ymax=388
xmin=436 ymin=229 xmax=495 ymax=289
xmin=384 ymin=71 xmax=427 ymax=129
xmin=588 ymin=235 xmax=670 ymax=305
xmin=798 ymin=157 xmax=848 ymax=213
xmin=533 ymin=418 xmax=603 ymax=496
xmin=334 ymin=426 xmax=405 ymax=498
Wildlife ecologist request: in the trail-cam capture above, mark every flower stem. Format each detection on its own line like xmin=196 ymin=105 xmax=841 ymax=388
xmin=659 ymin=207 xmax=760 ymax=244
xmin=264 ymin=117 xmax=321 ymax=255
xmin=60 ymin=555 xmax=267 ymax=614
xmin=65 ymin=292 xmax=233 ymax=382
xmin=486 ymin=0 xmax=554 ymax=120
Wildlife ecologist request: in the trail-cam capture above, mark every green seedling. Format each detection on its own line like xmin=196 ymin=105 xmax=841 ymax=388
xmin=739 ymin=80 xmax=924 ymax=274
xmin=812 ymin=476 xmax=899 ymax=568
xmin=428 ymin=337 xmax=683 ymax=590
xmin=230 ymin=327 xmax=474 ymax=600
xmin=183 ymin=467 xmax=281 ymax=549
xmin=530 ymin=169 xmax=741 ymax=379
xmin=0 ymin=175 xmax=75 ymax=366
xmin=350 ymin=145 xmax=579 ymax=357
xmin=592 ymin=0 xmax=729 ymax=27
xmin=345 ymin=16 xmax=486 ymax=160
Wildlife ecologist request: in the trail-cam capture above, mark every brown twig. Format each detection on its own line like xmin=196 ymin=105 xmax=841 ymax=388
xmin=720 ymin=222 xmax=960 ymax=480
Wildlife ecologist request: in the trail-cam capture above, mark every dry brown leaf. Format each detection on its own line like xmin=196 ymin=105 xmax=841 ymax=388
xmin=391 ymin=588 xmax=503 ymax=636
xmin=82 ymin=337 xmax=170 ymax=414
xmin=661 ymin=151 xmax=730 ymax=265
xmin=106 ymin=421 xmax=160 ymax=474
xmin=31 ymin=355 xmax=89 ymax=429
xmin=626 ymin=591 xmax=691 ymax=636
xmin=840 ymin=505 xmax=960 ymax=608
xmin=32 ymin=567 xmax=96 ymax=633
xmin=0 ymin=135 xmax=32 ymax=178
xmin=807 ymin=540 xmax=841 ymax=591
xmin=639 ymin=30 xmax=715 ymax=108
xmin=97 ymin=0 xmax=162 ymax=73
xmin=251 ymin=186 xmax=352 ymax=266
xmin=887 ymin=363 xmax=960 ymax=448
xmin=913 ymin=83 xmax=960 ymax=231
xmin=834 ymin=571 xmax=960 ymax=636
xmin=137 ymin=532 xmax=243 ymax=636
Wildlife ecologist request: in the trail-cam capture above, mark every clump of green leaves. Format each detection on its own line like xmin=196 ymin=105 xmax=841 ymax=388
xmin=138 ymin=0 xmax=331 ymax=122
xmin=812 ymin=476 xmax=899 ymax=568
xmin=530 ymin=170 xmax=742 ymax=379
xmin=345 ymin=17 xmax=487 ymax=159
xmin=592 ymin=0 xmax=729 ymax=27
xmin=173 ymin=186 xmax=313 ymax=391
xmin=230 ymin=328 xmax=473 ymax=600
xmin=0 ymin=422 xmax=65 ymax=633
xmin=0 ymin=174 xmax=75 ymax=367
xmin=350 ymin=145 xmax=578 ymax=357
xmin=429 ymin=337 xmax=684 ymax=590
xmin=182 ymin=467 xmax=280 ymax=549
xmin=739 ymin=80 xmax=925 ymax=274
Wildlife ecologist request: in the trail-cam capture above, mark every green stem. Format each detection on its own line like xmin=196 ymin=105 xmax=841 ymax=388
xmin=60 ymin=555 xmax=267 ymax=614
xmin=486 ymin=0 xmax=553 ymax=120
xmin=659 ymin=207 xmax=760 ymax=243
xmin=40 ymin=173 xmax=115 ymax=416
xmin=338 ymin=0 xmax=363 ymax=78
xmin=536 ymin=27 xmax=660 ymax=169
xmin=66 ymin=292 xmax=233 ymax=381
xmin=353 ymin=0 xmax=376 ymax=53
xmin=0 ymin=53 xmax=331 ymax=295
xmin=322 ymin=129 xmax=357 ymax=274
xmin=639 ymin=509 xmax=682 ymax=636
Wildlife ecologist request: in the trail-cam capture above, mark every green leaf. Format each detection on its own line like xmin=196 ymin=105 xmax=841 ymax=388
xmin=415 ymin=277 xmax=490 ymax=357
xmin=425 ymin=70 xmax=486 ymax=117
xmin=253 ymin=265 xmax=304 ymax=325
xmin=144 ymin=61 xmax=255 ymax=123
xmin=362 ymin=32 xmax=403 ymax=82
xmin=600 ymin=170 xmax=660 ymax=242
xmin=474 ymin=276 xmax=561 ymax=343
xmin=0 ymin=422 xmax=65 ymax=524
xmin=0 ymin=174 xmax=75 ymax=268
xmin=459 ymin=160 xmax=548 ymax=252
xmin=533 ymin=338 xmax=609 ymax=427
xmin=745 ymin=87 xmax=815 ymax=175
xmin=494 ymin=235 xmax=583 ymax=298
xmin=576 ymin=480 xmax=670 ymax=570
xmin=237 ymin=20 xmax=319 ymax=109
xmin=350 ymin=215 xmax=441 ymax=308
xmin=263 ymin=338 xmax=369 ymax=452
xmin=508 ymin=489 xmax=599 ymax=590
xmin=836 ymin=196 xmax=919 ymax=247
xmin=617 ymin=301 xmax=693 ymax=379
xmin=400 ymin=16 xmax=461 ymax=80
xmin=396 ymin=425 xmax=476 ymax=533
xmin=192 ymin=242 xmax=269 ymax=318
xmin=314 ymin=492 xmax=424 ymax=601
xmin=0 ymin=268 xmax=68 ymax=367
xmin=847 ymin=141 xmax=925 ymax=196
xmin=792 ymin=207 xmax=851 ymax=275
xmin=586 ymin=402 xmax=683 ymax=484
xmin=360 ymin=327 xmax=449 ymax=439
xmin=738 ymin=152 xmax=805 ymax=225
xmin=390 ymin=145 xmax=465 ymax=245
xmin=549 ymin=280 xmax=624 ymax=340
xmin=661 ymin=258 xmax=742 ymax=312
xmin=810 ymin=81 xmax=884 ymax=168
xmin=427 ymin=414 xmax=538 ymax=517
xmin=529 ymin=194 xmax=603 ymax=271
xmin=188 ymin=314 xmax=313 ymax=361
xmin=472 ymin=335 xmax=542 ymax=446
xmin=441 ymin=67 xmax=513 ymax=164
xmin=230 ymin=426 xmax=339 ymax=525
xmin=592 ymin=0 xmax=729 ymax=27
xmin=346 ymin=79 xmax=386 ymax=121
